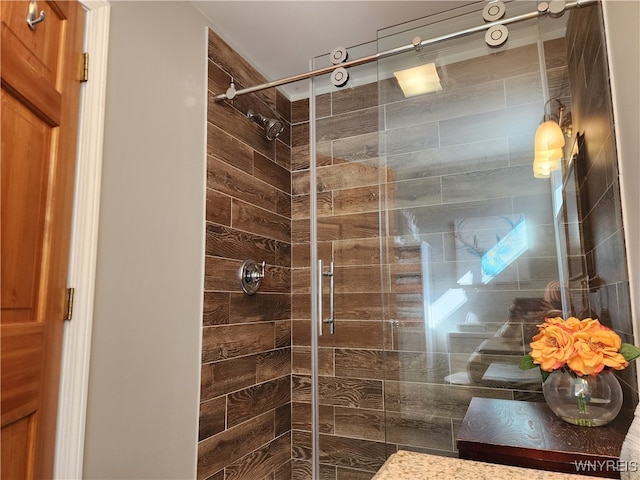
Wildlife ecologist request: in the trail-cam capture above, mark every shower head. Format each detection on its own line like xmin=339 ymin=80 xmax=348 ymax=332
xmin=247 ymin=109 xmax=284 ymax=140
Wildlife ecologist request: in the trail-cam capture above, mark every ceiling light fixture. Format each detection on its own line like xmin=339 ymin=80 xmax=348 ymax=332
xmin=394 ymin=63 xmax=442 ymax=97
xmin=533 ymin=99 xmax=572 ymax=178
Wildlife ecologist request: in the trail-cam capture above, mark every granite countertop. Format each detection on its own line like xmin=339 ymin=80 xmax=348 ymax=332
xmin=372 ymin=450 xmax=605 ymax=480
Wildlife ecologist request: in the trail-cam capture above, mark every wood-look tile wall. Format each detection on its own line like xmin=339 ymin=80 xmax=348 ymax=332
xmin=199 ymin=29 xmax=292 ymax=480
xmin=565 ymin=5 xmax=638 ymax=407
xmin=200 ymin=6 xmax=636 ymax=479
xmin=290 ymin=38 xmax=571 ymax=478
xmin=291 ymin=84 xmax=392 ymax=479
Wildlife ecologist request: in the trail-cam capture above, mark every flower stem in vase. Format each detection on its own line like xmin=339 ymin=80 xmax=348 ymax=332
xmin=574 ymin=376 xmax=592 ymax=426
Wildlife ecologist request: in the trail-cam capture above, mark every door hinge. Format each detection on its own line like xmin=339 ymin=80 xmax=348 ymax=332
xmin=65 ymin=287 xmax=75 ymax=321
xmin=80 ymin=52 xmax=89 ymax=82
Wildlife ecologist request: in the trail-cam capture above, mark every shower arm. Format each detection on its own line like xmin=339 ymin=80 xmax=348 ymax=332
xmin=212 ymin=0 xmax=597 ymax=102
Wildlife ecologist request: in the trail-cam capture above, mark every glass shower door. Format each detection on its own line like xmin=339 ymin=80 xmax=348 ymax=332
xmin=375 ymin=0 xmax=566 ymax=459
xmin=290 ymin=38 xmax=391 ymax=478
xmin=292 ymin=2 xmax=576 ymax=478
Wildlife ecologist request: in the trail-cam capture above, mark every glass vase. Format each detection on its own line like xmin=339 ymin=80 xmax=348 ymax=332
xmin=542 ymin=369 xmax=623 ymax=427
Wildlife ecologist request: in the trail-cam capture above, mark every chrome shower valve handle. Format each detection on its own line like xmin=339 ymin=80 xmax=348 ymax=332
xmin=239 ymin=259 xmax=265 ymax=295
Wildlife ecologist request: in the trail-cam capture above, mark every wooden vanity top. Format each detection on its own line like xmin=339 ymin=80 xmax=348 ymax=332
xmin=456 ymin=397 xmax=634 ymax=478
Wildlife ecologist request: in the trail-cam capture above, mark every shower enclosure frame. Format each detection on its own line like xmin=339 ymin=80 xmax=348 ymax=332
xmin=295 ymin=1 xmax=636 ymax=478
xmin=212 ymin=0 xmax=596 ymax=103
xmin=198 ymin=3 xmax=639 ymax=478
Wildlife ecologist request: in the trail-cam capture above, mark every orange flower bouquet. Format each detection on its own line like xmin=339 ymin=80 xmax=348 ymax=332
xmin=520 ymin=317 xmax=640 ymax=426
xmin=519 ymin=317 xmax=640 ymax=377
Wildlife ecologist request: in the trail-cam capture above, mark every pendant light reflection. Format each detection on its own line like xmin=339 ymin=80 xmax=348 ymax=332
xmin=533 ymin=101 xmax=569 ymax=178
xmin=533 ymin=120 xmax=564 ymax=178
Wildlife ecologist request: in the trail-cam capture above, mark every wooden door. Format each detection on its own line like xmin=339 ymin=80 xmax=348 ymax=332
xmin=1 ymin=1 xmax=85 ymax=478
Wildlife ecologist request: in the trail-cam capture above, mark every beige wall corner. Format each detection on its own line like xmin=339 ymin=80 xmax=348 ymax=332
xmin=83 ymin=2 xmax=207 ymax=478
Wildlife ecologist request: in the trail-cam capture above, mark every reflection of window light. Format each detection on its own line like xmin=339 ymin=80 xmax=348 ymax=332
xmin=421 ymin=242 xmax=432 ymax=331
xmin=553 ymin=180 xmax=563 ymax=217
xmin=481 ymin=220 xmax=528 ymax=284
xmin=457 ymin=271 xmax=473 ymax=285
xmin=431 ymin=288 xmax=468 ymax=327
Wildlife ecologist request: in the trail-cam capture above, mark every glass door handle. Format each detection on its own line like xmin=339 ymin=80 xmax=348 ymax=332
xmin=318 ymin=260 xmax=335 ymax=335
xmin=325 ymin=261 xmax=335 ymax=334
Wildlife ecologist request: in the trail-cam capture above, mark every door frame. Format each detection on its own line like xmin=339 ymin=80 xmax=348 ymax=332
xmin=53 ymin=1 xmax=110 ymax=478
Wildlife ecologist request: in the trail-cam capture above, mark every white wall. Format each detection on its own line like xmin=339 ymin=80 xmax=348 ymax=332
xmin=83 ymin=2 xmax=207 ymax=478
xmin=602 ymin=1 xmax=640 ymax=349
